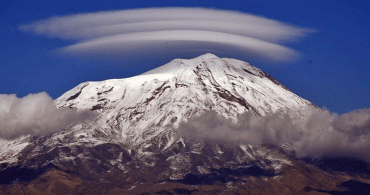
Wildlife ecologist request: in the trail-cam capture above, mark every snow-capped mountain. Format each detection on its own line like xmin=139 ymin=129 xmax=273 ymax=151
xmin=0 ymin=54 xmax=366 ymax=195
xmin=53 ymin=53 xmax=313 ymax=149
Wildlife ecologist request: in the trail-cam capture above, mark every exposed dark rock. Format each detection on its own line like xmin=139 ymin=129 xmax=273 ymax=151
xmin=66 ymin=85 xmax=87 ymax=101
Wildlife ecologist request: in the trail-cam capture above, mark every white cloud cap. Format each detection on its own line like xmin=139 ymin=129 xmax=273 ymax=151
xmin=19 ymin=7 xmax=315 ymax=63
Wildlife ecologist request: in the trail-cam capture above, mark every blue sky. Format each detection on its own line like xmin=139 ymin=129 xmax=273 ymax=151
xmin=1 ymin=0 xmax=369 ymax=114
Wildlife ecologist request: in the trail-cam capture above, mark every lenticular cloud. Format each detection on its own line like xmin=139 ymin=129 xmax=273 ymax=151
xmin=19 ymin=7 xmax=314 ymax=62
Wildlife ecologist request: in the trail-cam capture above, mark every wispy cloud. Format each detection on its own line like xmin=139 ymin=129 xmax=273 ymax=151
xmin=0 ymin=92 xmax=96 ymax=140
xmin=178 ymin=108 xmax=370 ymax=161
xmin=19 ymin=7 xmax=314 ymax=63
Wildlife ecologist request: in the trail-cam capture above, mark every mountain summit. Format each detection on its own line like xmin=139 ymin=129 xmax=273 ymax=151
xmin=0 ymin=54 xmax=367 ymax=194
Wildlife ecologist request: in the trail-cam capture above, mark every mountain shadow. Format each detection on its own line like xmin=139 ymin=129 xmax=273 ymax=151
xmin=0 ymin=163 xmax=59 ymax=184
xmin=304 ymin=157 xmax=370 ymax=176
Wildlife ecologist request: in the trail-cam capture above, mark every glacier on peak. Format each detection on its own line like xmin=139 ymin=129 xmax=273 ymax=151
xmin=142 ymin=53 xmax=261 ymax=77
xmin=55 ymin=53 xmax=311 ymax=113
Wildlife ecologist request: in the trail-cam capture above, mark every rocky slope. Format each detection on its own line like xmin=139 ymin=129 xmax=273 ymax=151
xmin=0 ymin=53 xmax=369 ymax=194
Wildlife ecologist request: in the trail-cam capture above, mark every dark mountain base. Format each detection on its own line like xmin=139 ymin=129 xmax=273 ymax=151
xmin=1 ymin=158 xmax=370 ymax=195
xmin=306 ymin=180 xmax=370 ymax=195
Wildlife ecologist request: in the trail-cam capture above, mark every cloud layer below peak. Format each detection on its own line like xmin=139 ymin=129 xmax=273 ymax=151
xmin=178 ymin=108 xmax=370 ymax=161
xmin=19 ymin=7 xmax=314 ymax=63
xmin=0 ymin=92 xmax=96 ymax=140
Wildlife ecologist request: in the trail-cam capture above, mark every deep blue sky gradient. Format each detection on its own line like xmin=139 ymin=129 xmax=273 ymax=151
xmin=1 ymin=0 xmax=369 ymax=114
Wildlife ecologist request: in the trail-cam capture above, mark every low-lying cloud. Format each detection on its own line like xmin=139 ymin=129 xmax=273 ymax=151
xmin=19 ymin=7 xmax=314 ymax=63
xmin=0 ymin=92 xmax=96 ymax=140
xmin=178 ymin=107 xmax=370 ymax=161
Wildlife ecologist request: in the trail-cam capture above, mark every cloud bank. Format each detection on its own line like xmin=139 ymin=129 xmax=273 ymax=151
xmin=19 ymin=7 xmax=314 ymax=63
xmin=178 ymin=108 xmax=370 ymax=161
xmin=0 ymin=92 xmax=96 ymax=140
